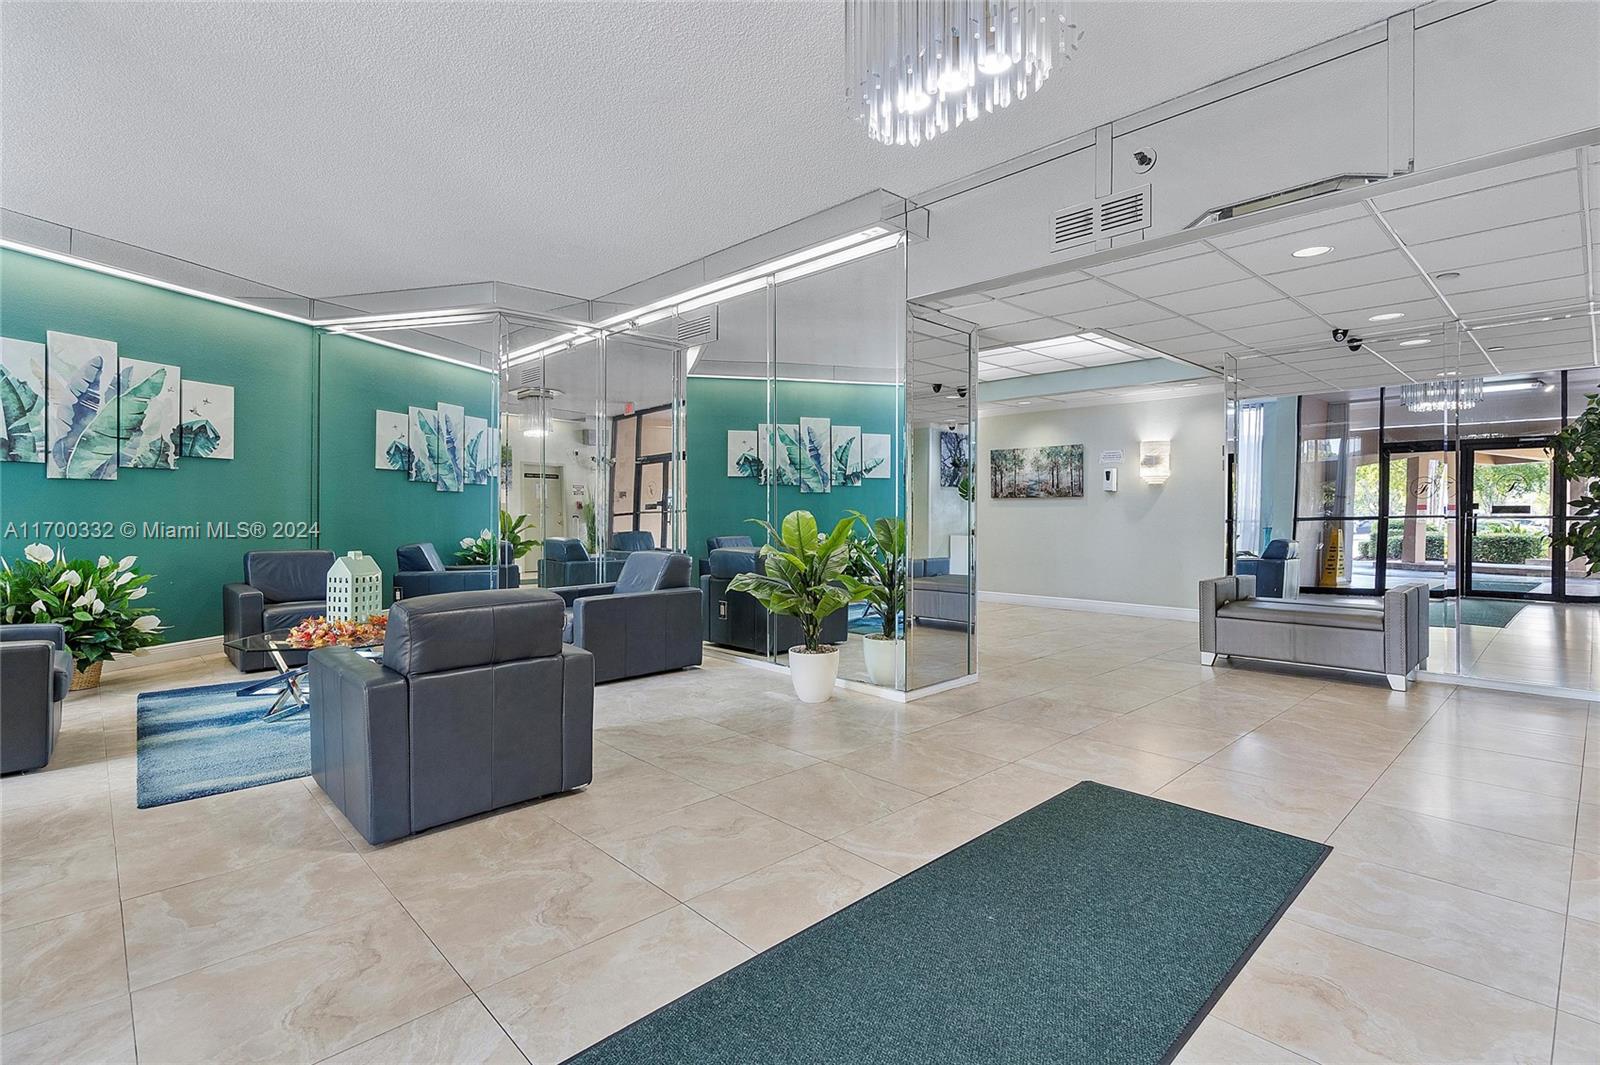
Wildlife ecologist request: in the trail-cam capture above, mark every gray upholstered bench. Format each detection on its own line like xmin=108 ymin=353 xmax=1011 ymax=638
xmin=1199 ymin=575 xmax=1429 ymax=691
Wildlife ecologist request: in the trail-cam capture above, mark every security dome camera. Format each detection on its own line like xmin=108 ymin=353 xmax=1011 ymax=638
xmin=1331 ymin=328 xmax=1349 ymax=343
xmin=1347 ymin=337 xmax=1364 ymax=352
xmin=956 ymin=386 xmax=968 ymax=399
xmin=931 ymin=383 xmax=943 ymax=394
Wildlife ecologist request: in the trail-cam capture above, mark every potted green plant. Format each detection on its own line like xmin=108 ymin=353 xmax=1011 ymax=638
xmin=456 ymin=509 xmax=541 ymax=565
xmin=1556 ymin=390 xmax=1600 ymax=574
xmin=729 ymin=510 xmax=866 ymax=703
xmin=0 ymin=544 xmax=164 ymax=689
xmin=848 ymin=511 xmax=905 ymax=687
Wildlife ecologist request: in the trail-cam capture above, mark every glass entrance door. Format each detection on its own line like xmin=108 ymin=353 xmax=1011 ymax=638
xmin=1377 ymin=442 xmax=1458 ymax=596
xmin=1463 ymin=441 xmax=1556 ymax=599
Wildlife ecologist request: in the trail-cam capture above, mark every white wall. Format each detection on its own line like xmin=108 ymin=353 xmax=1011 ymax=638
xmin=977 ymin=393 xmax=1224 ymax=610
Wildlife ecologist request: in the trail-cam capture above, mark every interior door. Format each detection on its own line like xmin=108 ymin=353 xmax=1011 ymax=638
xmin=1463 ymin=440 xmax=1557 ymax=599
xmin=1377 ymin=442 xmax=1458 ymax=598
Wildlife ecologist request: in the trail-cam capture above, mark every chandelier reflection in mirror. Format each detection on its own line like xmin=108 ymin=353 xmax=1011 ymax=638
xmin=1399 ymin=377 xmax=1484 ymax=413
xmin=847 ymin=1 xmax=1080 ymax=146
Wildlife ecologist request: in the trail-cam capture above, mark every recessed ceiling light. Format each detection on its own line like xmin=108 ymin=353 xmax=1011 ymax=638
xmin=1398 ymin=338 xmax=1431 ymax=347
xmin=1017 ymin=400 xmax=1032 ymax=405
xmin=1487 ymin=345 xmax=1506 ymax=352
xmin=1434 ymin=271 xmax=1461 ymax=280
xmin=1368 ymin=312 xmax=1405 ymax=322
xmin=1292 ymin=245 xmax=1333 ymax=258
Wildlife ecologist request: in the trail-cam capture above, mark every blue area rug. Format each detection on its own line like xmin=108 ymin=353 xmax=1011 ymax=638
xmin=136 ymin=681 xmax=310 ymax=808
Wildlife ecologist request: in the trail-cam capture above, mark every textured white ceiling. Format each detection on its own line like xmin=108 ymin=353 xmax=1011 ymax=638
xmin=1 ymin=0 xmax=1414 ymax=300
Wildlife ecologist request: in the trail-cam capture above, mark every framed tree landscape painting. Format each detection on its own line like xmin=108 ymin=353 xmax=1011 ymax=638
xmin=990 ymin=444 xmax=1085 ymax=499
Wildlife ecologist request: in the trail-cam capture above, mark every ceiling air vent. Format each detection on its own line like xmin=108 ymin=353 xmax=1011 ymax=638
xmin=1051 ymin=202 xmax=1096 ymax=250
xmin=675 ymin=308 xmax=717 ymax=346
xmin=516 ymin=361 xmax=544 ymax=391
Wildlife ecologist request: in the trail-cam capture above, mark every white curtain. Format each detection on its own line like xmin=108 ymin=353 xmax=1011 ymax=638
xmin=1236 ymin=402 xmax=1266 ymax=554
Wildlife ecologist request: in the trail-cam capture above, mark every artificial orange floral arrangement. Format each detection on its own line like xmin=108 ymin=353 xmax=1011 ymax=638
xmin=284 ymin=614 xmax=388 ymax=649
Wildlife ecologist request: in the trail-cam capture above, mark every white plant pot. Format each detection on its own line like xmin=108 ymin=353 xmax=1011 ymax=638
xmin=862 ymin=635 xmax=903 ymax=688
xmin=788 ymin=646 xmax=841 ymax=703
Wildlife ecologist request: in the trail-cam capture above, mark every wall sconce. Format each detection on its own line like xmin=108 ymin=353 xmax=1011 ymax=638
xmin=1139 ymin=440 xmax=1171 ymax=485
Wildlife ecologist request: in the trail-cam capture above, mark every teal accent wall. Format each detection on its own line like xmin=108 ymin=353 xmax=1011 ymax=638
xmin=0 ymin=248 xmax=494 ymax=643
xmin=686 ymin=376 xmax=902 ymax=561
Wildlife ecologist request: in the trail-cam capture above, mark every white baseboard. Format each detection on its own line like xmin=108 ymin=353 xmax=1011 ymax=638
xmin=979 ymin=590 xmax=1199 ymax=623
xmin=103 ymin=635 xmax=223 ymax=675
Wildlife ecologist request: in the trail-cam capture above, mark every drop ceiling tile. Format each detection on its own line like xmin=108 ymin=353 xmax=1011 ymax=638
xmin=1266 ymin=250 xmax=1419 ymax=297
xmin=1439 ymin=248 xmax=1587 ymax=295
xmin=1063 ymin=351 xmax=1143 ymax=367
xmin=1224 ymin=318 xmax=1336 ymax=347
xmin=1450 ymin=276 xmax=1588 ymax=315
xmin=1093 ymin=251 xmax=1252 ymax=297
xmin=1189 ymin=299 xmax=1309 ymax=332
xmin=1157 ymin=277 xmax=1285 ymax=315
xmin=1208 ymin=202 xmax=1371 ymax=248
xmin=1217 ymin=215 xmax=1398 ymax=274
xmin=1372 ymin=153 xmax=1577 ymax=212
xmin=1298 ymin=277 xmax=1438 ymax=316
xmin=1006 ymin=277 xmax=1136 ymax=317
xmin=981 ymin=349 xmax=1048 ymax=368
xmin=1409 ymin=215 xmax=1584 ymax=274
xmin=951 ymin=299 xmax=1046 ymax=328
xmin=1380 ymin=170 xmax=1582 ymax=246
xmin=1343 ymin=299 xmax=1457 ymax=332
xmin=1159 ymin=332 xmax=1239 ymax=356
xmin=976 ymin=318 xmax=1070 ymax=345
xmin=978 ymin=365 xmax=1026 ymax=380
xmin=1112 ymin=316 xmax=1211 ymax=343
xmin=986 ymin=271 xmax=1091 ymax=301
xmin=1069 ymin=298 xmax=1178 ymax=330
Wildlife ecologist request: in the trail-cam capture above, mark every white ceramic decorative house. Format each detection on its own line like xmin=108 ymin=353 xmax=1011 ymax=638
xmin=326 ymin=551 xmax=383 ymax=621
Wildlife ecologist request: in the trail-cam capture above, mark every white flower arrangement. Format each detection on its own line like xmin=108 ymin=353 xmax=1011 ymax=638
xmin=1 ymin=545 xmax=165 ymax=673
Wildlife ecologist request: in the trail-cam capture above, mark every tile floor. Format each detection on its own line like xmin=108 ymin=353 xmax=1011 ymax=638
xmin=0 ymin=601 xmax=1596 ymax=1064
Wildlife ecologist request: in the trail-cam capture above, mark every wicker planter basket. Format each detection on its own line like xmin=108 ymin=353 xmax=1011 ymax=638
xmin=69 ymin=660 xmax=104 ymax=692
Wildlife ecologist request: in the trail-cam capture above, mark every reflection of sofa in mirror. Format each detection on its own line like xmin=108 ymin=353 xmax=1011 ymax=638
xmin=308 ymin=588 xmax=594 ymax=844
xmin=909 ymin=557 xmax=971 ymax=625
xmin=701 ymin=547 xmax=847 ymax=654
xmin=608 ymin=531 xmax=655 ymax=559
xmin=539 ymin=538 xmax=606 ymax=587
xmin=699 ymin=534 xmax=753 ymax=576
xmin=393 ymin=542 xmax=521 ymax=600
xmin=223 ymin=550 xmax=335 ymax=671
xmin=553 ymin=551 xmax=703 ymax=682
xmin=0 ymin=623 xmax=70 ymax=774
xmin=1234 ymin=539 xmax=1300 ymax=599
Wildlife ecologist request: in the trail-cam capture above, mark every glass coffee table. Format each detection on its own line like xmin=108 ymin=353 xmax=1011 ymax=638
xmin=223 ymin=629 xmax=385 ymax=720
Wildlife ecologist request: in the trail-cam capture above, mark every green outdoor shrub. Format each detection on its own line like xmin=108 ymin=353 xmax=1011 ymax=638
xmin=1366 ymin=529 xmax=1548 ymax=564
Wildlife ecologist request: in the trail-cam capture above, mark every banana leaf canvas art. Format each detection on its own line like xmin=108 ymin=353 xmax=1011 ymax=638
xmin=728 ymin=430 xmax=760 ymax=479
xmin=463 ymin=415 xmax=493 ymax=485
xmin=0 ymin=337 xmax=47 ymax=463
xmin=862 ymin=433 xmax=891 ymax=479
xmin=758 ymin=423 xmax=800 ymax=486
xmin=408 ymin=406 xmax=439 ymax=482
xmin=831 ymin=424 xmax=862 ymax=486
xmin=435 ymin=402 xmax=465 ymax=492
xmin=118 ymin=358 xmax=181 ymax=470
xmin=799 ymin=417 xmax=831 ymax=494
xmin=174 ymin=380 xmax=233 ymax=459
xmin=45 ymin=331 xmax=120 ymax=479
xmin=376 ymin=410 xmax=411 ymax=471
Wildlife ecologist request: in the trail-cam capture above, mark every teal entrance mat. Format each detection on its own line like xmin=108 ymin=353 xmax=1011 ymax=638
xmin=566 ymin=781 xmax=1330 ymax=1065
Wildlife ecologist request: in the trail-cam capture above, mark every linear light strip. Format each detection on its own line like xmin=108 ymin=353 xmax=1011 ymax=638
xmin=1 ymin=238 xmax=500 ymax=374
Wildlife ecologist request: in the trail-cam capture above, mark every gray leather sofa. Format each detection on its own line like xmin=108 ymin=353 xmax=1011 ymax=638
xmin=540 ymin=538 xmax=609 ymax=587
xmin=701 ymin=546 xmax=847 ymax=654
xmin=393 ymin=542 xmax=521 ymax=600
xmin=308 ymin=588 xmax=594 ymax=844
xmin=910 ymin=558 xmax=972 ymax=626
xmin=1199 ymin=575 xmax=1429 ymax=691
xmin=0 ymin=623 xmax=70 ymax=774
xmin=554 ymin=550 xmax=703 ymax=683
xmin=223 ymin=550 xmax=335 ymax=672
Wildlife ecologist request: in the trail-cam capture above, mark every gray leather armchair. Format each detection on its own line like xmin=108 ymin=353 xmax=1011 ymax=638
xmin=701 ymin=547 xmax=847 ymax=654
xmin=308 ymin=588 xmax=594 ymax=844
xmin=1235 ymin=539 xmax=1300 ymax=599
xmin=608 ymin=531 xmax=656 ymax=557
xmin=393 ymin=542 xmax=521 ymax=600
xmin=540 ymin=538 xmax=606 ymax=587
xmin=0 ymin=623 xmax=70 ymax=774
xmin=700 ymin=534 xmax=753 ymax=577
xmin=554 ymin=550 xmax=703 ymax=682
xmin=223 ymin=550 xmax=334 ymax=672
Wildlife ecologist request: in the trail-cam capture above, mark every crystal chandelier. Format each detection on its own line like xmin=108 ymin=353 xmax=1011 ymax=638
xmin=1399 ymin=377 xmax=1484 ymax=413
xmin=846 ymin=1 xmax=1079 ymax=146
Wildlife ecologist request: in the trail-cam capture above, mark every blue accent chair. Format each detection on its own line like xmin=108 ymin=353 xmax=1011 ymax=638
xmin=1235 ymin=539 xmax=1301 ymax=599
xmin=553 ymin=550 xmax=703 ymax=682
xmin=609 ymin=531 xmax=656 ymax=556
xmin=0 ymin=623 xmax=70 ymax=774
xmin=393 ymin=542 xmax=521 ymax=600
xmin=700 ymin=534 xmax=754 ymax=576
xmin=701 ymin=547 xmax=847 ymax=654
xmin=540 ymin=538 xmax=605 ymax=587
xmin=223 ymin=550 xmax=335 ymax=671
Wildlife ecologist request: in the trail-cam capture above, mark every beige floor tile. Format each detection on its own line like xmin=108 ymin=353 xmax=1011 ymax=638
xmin=131 ymin=902 xmax=466 ymax=1064
xmin=833 ymin=798 xmax=1000 ymax=874
xmin=589 ymin=796 xmax=818 ymax=900
xmin=936 ymin=762 xmax=1078 ymax=819
xmin=688 ymin=843 xmax=896 ymax=951
xmin=1020 ymin=737 xmax=1195 ymax=794
xmin=323 ymin=996 xmax=527 ymax=1064
xmin=1173 ymin=1016 xmax=1313 ymax=1063
xmin=830 ymin=735 xmax=1006 ymax=795
xmin=1555 ymin=1009 xmax=1600 ymax=1065
xmin=1155 ymin=765 xmax=1359 ymax=841
xmin=1446 ymin=688 xmax=1592 ymax=736
xmin=1415 ymin=713 xmax=1586 ymax=764
xmin=1562 ymin=917 xmax=1600 ymax=1023
xmin=481 ymin=906 xmax=750 ymax=1065
xmin=0 ymin=903 xmax=127 ymax=1034
xmin=0 ymin=994 xmax=135 ymax=1065
xmin=1215 ymin=920 xmax=1555 ymax=1064
xmin=912 ymin=713 xmax=1067 ymax=761
xmin=1364 ymin=765 xmax=1581 ymax=845
xmin=1576 ymin=851 xmax=1600 ymax=924
xmin=0 ymin=725 xmax=108 ymax=810
xmin=1079 ymin=716 xmax=1249 ymax=764
xmin=363 ymin=811 xmax=676 ymax=988
xmin=110 ymin=778 xmax=351 ymax=898
xmin=539 ymin=760 xmax=717 ymax=838
xmin=978 ymin=691 xmax=1121 ymax=735
xmin=1055 ymin=679 xmax=1172 ymax=713
xmin=742 ymin=711 xmax=898 ymax=759
xmin=1390 ymin=740 xmax=1585 ymax=800
xmin=1578 ymin=802 xmax=1600 ymax=855
xmin=1331 ymin=802 xmax=1574 ymax=912
xmin=1291 ymin=853 xmax=1567 ymax=1005
xmin=0 ymin=794 xmax=119 ymax=931
xmin=638 ymin=734 xmax=816 ymax=792
xmin=594 ymin=716 xmax=744 ymax=760
xmin=121 ymin=850 xmax=393 ymax=990
xmin=730 ymin=762 xmax=921 ymax=839
xmin=911 ymin=677 xmax=1049 ymax=715
xmin=1125 ymin=689 xmax=1289 ymax=735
